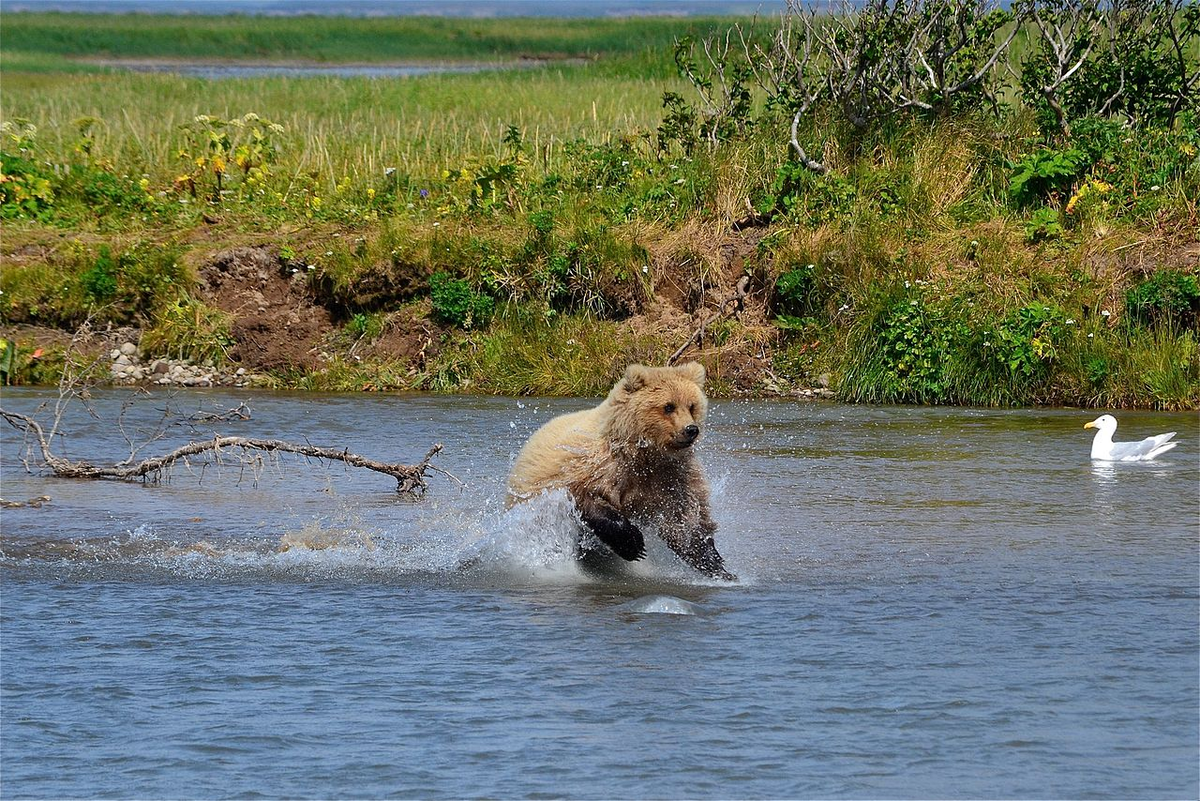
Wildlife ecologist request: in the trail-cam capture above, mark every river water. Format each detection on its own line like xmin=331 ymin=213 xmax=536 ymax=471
xmin=1 ymin=388 xmax=1197 ymax=799
xmin=89 ymin=60 xmax=561 ymax=79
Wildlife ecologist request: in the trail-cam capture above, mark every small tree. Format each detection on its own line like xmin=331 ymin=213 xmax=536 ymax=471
xmin=1019 ymin=0 xmax=1200 ymax=136
xmin=672 ymin=0 xmax=1020 ymax=173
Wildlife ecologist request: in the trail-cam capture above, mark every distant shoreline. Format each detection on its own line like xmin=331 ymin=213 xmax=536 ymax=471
xmin=79 ymin=54 xmax=589 ymax=68
xmin=1 ymin=0 xmax=778 ymax=17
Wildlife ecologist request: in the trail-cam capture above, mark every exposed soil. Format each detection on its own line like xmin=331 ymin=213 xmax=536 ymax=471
xmin=185 ymin=224 xmax=779 ymax=383
xmin=197 ymin=246 xmax=333 ymax=372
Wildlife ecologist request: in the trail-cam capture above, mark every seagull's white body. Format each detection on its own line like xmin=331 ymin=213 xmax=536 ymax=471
xmin=1084 ymin=414 xmax=1178 ymax=461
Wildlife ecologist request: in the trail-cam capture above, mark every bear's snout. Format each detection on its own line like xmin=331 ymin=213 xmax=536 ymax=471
xmin=683 ymin=424 xmax=700 ymax=442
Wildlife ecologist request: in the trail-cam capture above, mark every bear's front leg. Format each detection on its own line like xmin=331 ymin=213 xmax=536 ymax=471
xmin=657 ymin=476 xmax=736 ymax=581
xmin=669 ymin=517 xmax=736 ymax=582
xmin=573 ymin=492 xmax=646 ymax=561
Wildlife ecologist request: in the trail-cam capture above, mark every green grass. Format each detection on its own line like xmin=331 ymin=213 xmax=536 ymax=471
xmin=0 ymin=66 xmax=678 ymax=199
xmin=0 ymin=11 xmax=716 ymax=67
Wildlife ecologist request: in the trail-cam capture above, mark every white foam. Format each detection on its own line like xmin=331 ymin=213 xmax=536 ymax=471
xmin=620 ymin=594 xmax=704 ymax=615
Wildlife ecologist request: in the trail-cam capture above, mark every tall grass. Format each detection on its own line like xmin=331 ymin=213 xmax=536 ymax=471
xmin=1 ymin=66 xmax=679 ymax=193
xmin=0 ymin=11 xmax=715 ymax=66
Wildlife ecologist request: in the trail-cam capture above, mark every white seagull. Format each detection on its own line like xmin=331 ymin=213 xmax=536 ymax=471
xmin=1083 ymin=414 xmax=1178 ymax=461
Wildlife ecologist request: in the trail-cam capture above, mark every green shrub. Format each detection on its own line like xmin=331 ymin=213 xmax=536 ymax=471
xmin=842 ymin=286 xmax=967 ymax=404
xmin=773 ymin=264 xmax=816 ymax=318
xmin=346 ymin=311 xmax=385 ymax=341
xmin=429 ymin=271 xmax=494 ymax=329
xmin=987 ymin=302 xmax=1067 ymax=382
xmin=0 ymin=152 xmax=54 ymax=220
xmin=80 ymin=246 xmax=118 ymax=304
xmin=1024 ymin=207 xmax=1065 ymax=243
xmin=114 ymin=242 xmax=190 ymax=318
xmin=1126 ymin=270 xmax=1200 ymax=330
xmin=1009 ymin=148 xmax=1089 ymax=206
xmin=756 ymin=161 xmax=858 ymax=223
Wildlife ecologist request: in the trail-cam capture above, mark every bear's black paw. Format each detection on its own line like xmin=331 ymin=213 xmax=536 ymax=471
xmin=581 ymin=512 xmax=646 ymax=562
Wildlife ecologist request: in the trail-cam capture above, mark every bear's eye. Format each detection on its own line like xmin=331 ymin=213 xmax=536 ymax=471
xmin=689 ymin=404 xmax=696 ymax=416
xmin=663 ymin=403 xmax=676 ymax=415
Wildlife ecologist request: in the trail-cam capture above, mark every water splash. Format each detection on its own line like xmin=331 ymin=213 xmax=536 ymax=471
xmin=0 ymin=488 xmax=741 ymax=589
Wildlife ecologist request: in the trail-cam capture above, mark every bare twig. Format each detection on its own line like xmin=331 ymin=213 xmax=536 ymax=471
xmin=1 ymin=408 xmax=458 ymax=497
xmin=668 ymin=275 xmax=751 ymax=365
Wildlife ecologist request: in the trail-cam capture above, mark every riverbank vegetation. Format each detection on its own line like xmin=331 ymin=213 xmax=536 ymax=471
xmin=2 ymin=3 xmax=1197 ymax=408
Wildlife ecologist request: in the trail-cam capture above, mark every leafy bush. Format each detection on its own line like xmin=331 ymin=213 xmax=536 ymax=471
xmin=0 ymin=153 xmax=54 ymax=220
xmin=1024 ymin=207 xmax=1065 ymax=243
xmin=1009 ymin=148 xmax=1089 ymax=206
xmin=758 ymin=162 xmax=858 ymax=223
xmin=773 ymin=264 xmax=816 ymax=318
xmin=657 ymin=91 xmax=699 ymax=155
xmin=347 ymin=311 xmax=385 ymax=340
xmin=1125 ymin=270 xmax=1200 ymax=330
xmin=843 ymin=286 xmax=966 ymax=404
xmin=1019 ymin=0 xmax=1200 ymax=134
xmin=80 ymin=246 xmax=118 ymax=303
xmin=986 ymin=302 xmax=1067 ymax=381
xmin=429 ymin=272 xmax=494 ymax=329
xmin=114 ymin=242 xmax=190 ymax=318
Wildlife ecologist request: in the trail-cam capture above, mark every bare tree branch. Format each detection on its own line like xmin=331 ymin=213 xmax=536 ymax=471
xmin=1 ymin=331 xmax=460 ymax=498
xmin=668 ymin=275 xmax=751 ymax=365
xmin=1 ymin=408 xmax=458 ymax=497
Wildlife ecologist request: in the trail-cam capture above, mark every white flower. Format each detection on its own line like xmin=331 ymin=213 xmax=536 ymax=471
xmin=1149 ymin=185 xmax=1160 ymax=191
xmin=1088 ymin=333 xmax=1094 ymax=338
xmin=1065 ymin=319 xmax=1076 ymax=325
xmin=324 ymin=250 xmax=333 ymax=256
xmin=1101 ymin=310 xmax=1111 ymax=317
xmin=385 ymin=167 xmax=396 ymax=177
xmin=674 ymin=178 xmax=686 ymax=185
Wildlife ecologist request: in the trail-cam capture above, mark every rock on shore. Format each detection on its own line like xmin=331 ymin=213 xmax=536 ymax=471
xmin=107 ymin=342 xmax=263 ymax=388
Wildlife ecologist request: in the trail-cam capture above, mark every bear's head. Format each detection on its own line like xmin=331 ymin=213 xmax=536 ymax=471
xmin=604 ymin=362 xmax=709 ymax=452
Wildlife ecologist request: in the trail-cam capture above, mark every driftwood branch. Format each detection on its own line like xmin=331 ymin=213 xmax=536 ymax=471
xmin=668 ymin=275 xmax=751 ymax=365
xmin=1 ymin=409 xmax=459 ymax=497
xmin=1 ymin=323 xmax=460 ymax=498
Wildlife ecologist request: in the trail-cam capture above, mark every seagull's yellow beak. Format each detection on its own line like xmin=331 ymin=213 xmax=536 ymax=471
xmin=1083 ymin=421 xmax=1096 ymax=429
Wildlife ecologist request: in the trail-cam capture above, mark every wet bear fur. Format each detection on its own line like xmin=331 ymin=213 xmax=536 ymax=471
xmin=506 ymin=362 xmax=734 ymax=580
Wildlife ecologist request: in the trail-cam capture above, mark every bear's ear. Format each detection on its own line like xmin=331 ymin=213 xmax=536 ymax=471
xmin=675 ymin=361 xmax=705 ymax=387
xmin=622 ymin=364 xmax=651 ymax=393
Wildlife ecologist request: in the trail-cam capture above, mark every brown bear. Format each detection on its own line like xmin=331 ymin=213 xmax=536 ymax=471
xmin=506 ymin=362 xmax=735 ymax=581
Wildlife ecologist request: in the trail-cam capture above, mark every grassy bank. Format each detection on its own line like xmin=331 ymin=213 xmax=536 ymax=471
xmin=1 ymin=9 xmax=1197 ymax=408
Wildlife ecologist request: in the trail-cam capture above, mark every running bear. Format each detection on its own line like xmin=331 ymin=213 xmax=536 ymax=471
xmin=506 ymin=363 xmax=735 ymax=581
